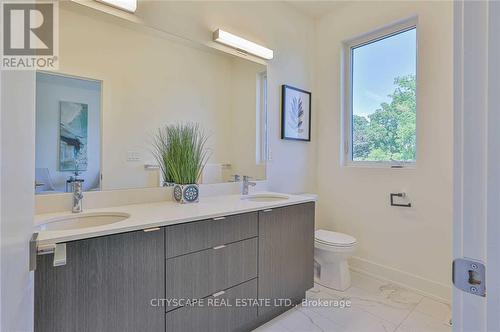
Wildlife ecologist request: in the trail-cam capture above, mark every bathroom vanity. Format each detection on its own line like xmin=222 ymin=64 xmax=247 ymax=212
xmin=33 ymin=194 xmax=315 ymax=332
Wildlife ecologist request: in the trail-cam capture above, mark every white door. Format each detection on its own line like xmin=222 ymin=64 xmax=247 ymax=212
xmin=453 ymin=1 xmax=500 ymax=331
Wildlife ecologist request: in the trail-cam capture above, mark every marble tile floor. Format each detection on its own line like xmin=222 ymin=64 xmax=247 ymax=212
xmin=254 ymin=271 xmax=452 ymax=332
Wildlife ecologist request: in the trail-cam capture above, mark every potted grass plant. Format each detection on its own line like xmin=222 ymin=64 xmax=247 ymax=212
xmin=152 ymin=126 xmax=173 ymax=187
xmin=154 ymin=123 xmax=209 ymax=203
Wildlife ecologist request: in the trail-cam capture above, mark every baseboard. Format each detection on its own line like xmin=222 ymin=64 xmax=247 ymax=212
xmin=349 ymin=256 xmax=452 ymax=303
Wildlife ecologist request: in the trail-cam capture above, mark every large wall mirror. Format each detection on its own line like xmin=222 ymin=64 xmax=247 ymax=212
xmin=35 ymin=3 xmax=267 ymax=194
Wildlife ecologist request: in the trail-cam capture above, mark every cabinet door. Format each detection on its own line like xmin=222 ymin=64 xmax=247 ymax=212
xmin=35 ymin=229 xmax=165 ymax=332
xmin=258 ymin=202 xmax=315 ymax=319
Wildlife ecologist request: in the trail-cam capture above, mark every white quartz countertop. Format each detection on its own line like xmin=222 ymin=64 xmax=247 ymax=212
xmin=34 ymin=192 xmax=317 ymax=246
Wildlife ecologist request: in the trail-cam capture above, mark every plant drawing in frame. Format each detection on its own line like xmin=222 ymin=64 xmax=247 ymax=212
xmin=281 ymin=85 xmax=311 ymax=141
xmin=59 ymin=101 xmax=88 ymax=171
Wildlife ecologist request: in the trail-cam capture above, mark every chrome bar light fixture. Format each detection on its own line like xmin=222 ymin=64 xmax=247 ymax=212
xmin=213 ymin=29 xmax=274 ymax=60
xmin=97 ymin=0 xmax=137 ymax=13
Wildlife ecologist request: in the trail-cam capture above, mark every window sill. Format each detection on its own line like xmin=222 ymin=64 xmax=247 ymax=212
xmin=342 ymin=161 xmax=416 ymax=169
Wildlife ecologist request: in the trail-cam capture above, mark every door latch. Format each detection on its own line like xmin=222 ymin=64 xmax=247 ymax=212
xmin=452 ymin=258 xmax=485 ymax=297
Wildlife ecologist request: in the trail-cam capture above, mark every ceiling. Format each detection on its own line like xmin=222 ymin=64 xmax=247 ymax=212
xmin=285 ymin=1 xmax=346 ymax=19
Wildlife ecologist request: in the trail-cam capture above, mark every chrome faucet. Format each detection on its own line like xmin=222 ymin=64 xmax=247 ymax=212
xmin=241 ymin=175 xmax=256 ymax=195
xmin=72 ymin=181 xmax=83 ymax=213
xmin=230 ymin=174 xmax=241 ymax=182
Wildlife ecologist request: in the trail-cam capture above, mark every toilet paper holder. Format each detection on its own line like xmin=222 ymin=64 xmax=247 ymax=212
xmin=390 ymin=192 xmax=412 ymax=207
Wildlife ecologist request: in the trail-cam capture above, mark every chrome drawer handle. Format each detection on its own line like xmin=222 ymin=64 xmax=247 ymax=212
xmin=143 ymin=227 xmax=160 ymax=232
xmin=213 ymin=217 xmax=226 ymax=221
xmin=212 ymin=290 xmax=225 ymax=297
xmin=213 ymin=245 xmax=226 ymax=250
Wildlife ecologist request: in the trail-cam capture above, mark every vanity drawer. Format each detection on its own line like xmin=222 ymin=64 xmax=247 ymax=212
xmin=166 ymin=278 xmax=258 ymax=332
xmin=165 ymin=212 xmax=258 ymax=258
xmin=166 ymin=237 xmax=258 ymax=312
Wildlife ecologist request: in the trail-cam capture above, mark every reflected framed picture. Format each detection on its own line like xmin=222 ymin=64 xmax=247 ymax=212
xmin=281 ymin=85 xmax=311 ymax=141
xmin=59 ymin=101 xmax=88 ymax=171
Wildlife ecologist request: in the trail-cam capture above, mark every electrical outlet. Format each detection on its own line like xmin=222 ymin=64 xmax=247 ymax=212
xmin=127 ymin=151 xmax=141 ymax=162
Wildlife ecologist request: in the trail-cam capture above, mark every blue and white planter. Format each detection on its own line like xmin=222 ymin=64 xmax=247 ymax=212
xmin=173 ymin=184 xmax=199 ymax=203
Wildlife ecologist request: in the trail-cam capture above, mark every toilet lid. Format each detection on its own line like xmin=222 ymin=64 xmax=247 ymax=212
xmin=315 ymin=229 xmax=356 ymax=247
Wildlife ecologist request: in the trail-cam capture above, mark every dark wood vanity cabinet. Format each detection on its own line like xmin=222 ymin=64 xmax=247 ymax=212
xmin=165 ymin=212 xmax=258 ymax=258
xmin=166 ymin=278 xmax=258 ymax=332
xmin=34 ymin=229 xmax=165 ymax=332
xmin=257 ymin=202 xmax=315 ymax=320
xmin=34 ymin=202 xmax=315 ymax=332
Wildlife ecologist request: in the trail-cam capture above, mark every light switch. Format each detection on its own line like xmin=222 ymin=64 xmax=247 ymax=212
xmin=127 ymin=151 xmax=141 ymax=162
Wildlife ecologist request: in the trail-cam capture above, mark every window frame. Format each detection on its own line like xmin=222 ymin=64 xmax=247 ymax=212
xmin=256 ymin=71 xmax=268 ymax=165
xmin=341 ymin=17 xmax=418 ymax=168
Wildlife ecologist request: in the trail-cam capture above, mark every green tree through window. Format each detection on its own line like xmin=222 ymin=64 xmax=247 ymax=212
xmin=352 ymin=74 xmax=416 ymax=162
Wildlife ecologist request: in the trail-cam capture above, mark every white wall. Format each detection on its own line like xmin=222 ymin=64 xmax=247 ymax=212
xmin=315 ymin=1 xmax=453 ymax=300
xmin=0 ymin=54 xmax=2 ymax=331
xmin=35 ymin=72 xmax=101 ymax=192
xmin=136 ymin=1 xmax=317 ymax=194
xmin=1 ymin=71 xmax=35 ymax=331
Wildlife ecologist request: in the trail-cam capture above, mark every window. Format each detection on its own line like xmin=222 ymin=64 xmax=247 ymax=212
xmin=343 ymin=19 xmax=417 ymax=166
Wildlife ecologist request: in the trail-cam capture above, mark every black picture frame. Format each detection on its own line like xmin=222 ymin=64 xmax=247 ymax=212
xmin=281 ymin=84 xmax=311 ymax=142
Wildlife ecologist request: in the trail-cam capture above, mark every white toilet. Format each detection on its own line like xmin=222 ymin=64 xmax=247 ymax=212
xmin=314 ymin=229 xmax=357 ymax=291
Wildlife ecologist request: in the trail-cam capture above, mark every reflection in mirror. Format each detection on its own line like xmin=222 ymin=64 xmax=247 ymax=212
xmin=35 ymin=3 xmax=267 ymax=194
xmin=35 ymin=72 xmax=102 ymax=194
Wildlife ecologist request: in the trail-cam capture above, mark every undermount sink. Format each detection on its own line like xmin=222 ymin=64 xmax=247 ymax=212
xmin=39 ymin=212 xmax=130 ymax=231
xmin=242 ymin=193 xmax=290 ymax=202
